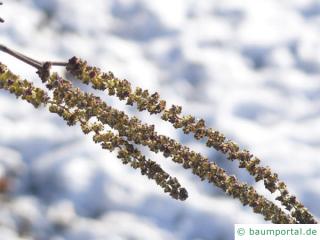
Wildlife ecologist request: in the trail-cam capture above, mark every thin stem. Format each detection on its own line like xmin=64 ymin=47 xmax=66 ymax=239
xmin=0 ymin=43 xmax=68 ymax=68
xmin=50 ymin=61 xmax=68 ymax=66
xmin=0 ymin=44 xmax=42 ymax=68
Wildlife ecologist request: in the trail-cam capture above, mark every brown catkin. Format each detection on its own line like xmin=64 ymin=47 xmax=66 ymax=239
xmin=65 ymin=57 xmax=317 ymax=224
xmin=50 ymin=103 xmax=189 ymax=201
xmin=0 ymin=62 xmax=188 ymax=201
xmin=0 ymin=62 xmax=49 ymax=107
xmin=44 ymin=71 xmax=296 ymax=224
xmin=2 ymin=61 xmax=316 ymax=223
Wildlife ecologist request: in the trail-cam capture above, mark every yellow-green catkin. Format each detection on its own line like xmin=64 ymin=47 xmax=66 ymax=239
xmin=65 ymin=57 xmax=317 ymax=224
xmin=50 ymin=102 xmax=188 ymax=200
xmin=0 ymin=62 xmax=49 ymax=107
xmin=0 ymin=62 xmax=188 ymax=201
xmin=45 ymin=71 xmax=296 ymax=224
xmin=1 ymin=61 xmax=315 ymax=223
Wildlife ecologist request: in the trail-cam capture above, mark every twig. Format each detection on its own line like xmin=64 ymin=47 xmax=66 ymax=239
xmin=0 ymin=43 xmax=68 ymax=69
xmin=50 ymin=61 xmax=68 ymax=66
xmin=0 ymin=44 xmax=42 ymax=68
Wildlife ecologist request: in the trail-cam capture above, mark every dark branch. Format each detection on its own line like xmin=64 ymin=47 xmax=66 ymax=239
xmin=0 ymin=43 xmax=68 ymax=69
xmin=0 ymin=44 xmax=42 ymax=68
xmin=50 ymin=61 xmax=68 ymax=66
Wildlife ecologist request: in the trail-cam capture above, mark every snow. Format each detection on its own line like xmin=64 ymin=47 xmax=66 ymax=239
xmin=1 ymin=0 xmax=320 ymax=239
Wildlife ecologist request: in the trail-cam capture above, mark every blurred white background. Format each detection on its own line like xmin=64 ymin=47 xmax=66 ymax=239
xmin=0 ymin=0 xmax=320 ymax=239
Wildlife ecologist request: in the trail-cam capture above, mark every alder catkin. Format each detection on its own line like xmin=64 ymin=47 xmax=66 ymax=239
xmin=0 ymin=60 xmax=316 ymax=224
xmin=65 ymin=57 xmax=317 ymax=224
xmin=0 ymin=62 xmax=188 ymax=201
xmin=43 ymin=70 xmax=296 ymax=224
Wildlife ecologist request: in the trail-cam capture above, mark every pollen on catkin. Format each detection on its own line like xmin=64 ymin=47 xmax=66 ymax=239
xmin=0 ymin=60 xmax=316 ymax=224
xmin=65 ymin=57 xmax=317 ymax=224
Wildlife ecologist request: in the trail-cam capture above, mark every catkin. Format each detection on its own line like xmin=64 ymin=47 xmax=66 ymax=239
xmin=0 ymin=60 xmax=316 ymax=223
xmin=44 ymin=70 xmax=296 ymax=223
xmin=0 ymin=62 xmax=188 ymax=201
xmin=65 ymin=57 xmax=316 ymax=224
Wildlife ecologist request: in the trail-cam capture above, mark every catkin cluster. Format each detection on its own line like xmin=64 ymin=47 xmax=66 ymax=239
xmin=45 ymin=70 xmax=295 ymax=223
xmin=65 ymin=57 xmax=317 ymax=224
xmin=0 ymin=58 xmax=317 ymax=224
xmin=0 ymin=62 xmax=187 ymax=201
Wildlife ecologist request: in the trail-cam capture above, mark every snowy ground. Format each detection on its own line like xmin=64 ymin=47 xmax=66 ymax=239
xmin=1 ymin=0 xmax=320 ymax=239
